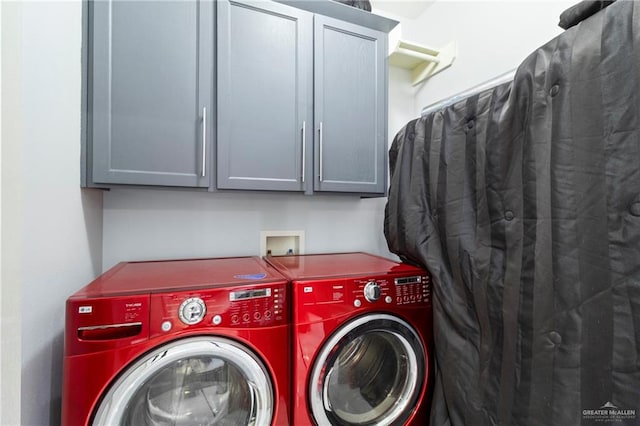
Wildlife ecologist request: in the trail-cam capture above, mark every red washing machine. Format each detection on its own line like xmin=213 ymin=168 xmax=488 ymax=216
xmin=265 ymin=252 xmax=433 ymax=426
xmin=62 ymin=256 xmax=290 ymax=426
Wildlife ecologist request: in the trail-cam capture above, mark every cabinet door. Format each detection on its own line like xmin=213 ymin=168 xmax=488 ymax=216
xmin=217 ymin=0 xmax=313 ymax=191
xmin=314 ymin=15 xmax=387 ymax=194
xmin=90 ymin=1 xmax=213 ymax=187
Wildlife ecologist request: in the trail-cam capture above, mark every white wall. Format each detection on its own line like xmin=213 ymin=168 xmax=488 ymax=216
xmin=388 ymin=66 xmax=415 ymax=141
xmin=12 ymin=2 xmax=103 ymax=425
xmin=402 ymin=1 xmax=575 ymax=116
xmin=1 ymin=2 xmax=24 ymax=425
xmin=103 ymin=190 xmax=393 ymax=269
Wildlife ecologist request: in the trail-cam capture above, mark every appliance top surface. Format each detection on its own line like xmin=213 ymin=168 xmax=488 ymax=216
xmin=265 ymin=252 xmax=425 ymax=280
xmin=71 ymin=256 xmax=287 ymax=298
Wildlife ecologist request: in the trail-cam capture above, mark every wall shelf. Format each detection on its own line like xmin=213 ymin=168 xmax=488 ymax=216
xmin=389 ymin=39 xmax=456 ymax=86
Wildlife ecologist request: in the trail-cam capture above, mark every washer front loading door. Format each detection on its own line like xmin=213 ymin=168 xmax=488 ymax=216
xmin=309 ymin=314 xmax=426 ymax=426
xmin=93 ymin=336 xmax=274 ymax=425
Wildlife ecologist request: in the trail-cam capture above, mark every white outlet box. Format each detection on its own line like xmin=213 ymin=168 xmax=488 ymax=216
xmin=260 ymin=230 xmax=305 ymax=257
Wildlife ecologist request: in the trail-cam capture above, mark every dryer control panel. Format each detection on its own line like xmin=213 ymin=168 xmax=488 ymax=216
xmin=149 ymin=282 xmax=288 ymax=337
xmin=393 ymin=275 xmax=431 ymax=305
xmin=353 ymin=274 xmax=431 ymax=306
xmin=294 ymin=272 xmax=431 ymax=322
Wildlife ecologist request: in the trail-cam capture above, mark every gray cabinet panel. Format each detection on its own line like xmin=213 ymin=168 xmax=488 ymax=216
xmin=314 ymin=15 xmax=386 ymax=194
xmin=217 ymin=0 xmax=313 ymax=191
xmin=91 ymin=1 xmax=213 ymax=187
xmin=86 ymin=0 xmax=391 ymax=194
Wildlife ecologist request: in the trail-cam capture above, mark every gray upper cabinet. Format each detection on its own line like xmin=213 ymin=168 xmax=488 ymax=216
xmin=217 ymin=0 xmax=313 ymax=191
xmin=314 ymin=15 xmax=387 ymax=194
xmin=217 ymin=0 xmax=389 ymax=195
xmin=84 ymin=0 xmax=395 ymax=195
xmin=88 ymin=0 xmax=213 ymax=187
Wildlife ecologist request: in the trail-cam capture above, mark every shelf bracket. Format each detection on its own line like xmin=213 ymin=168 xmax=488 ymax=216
xmin=389 ymin=39 xmax=457 ymax=86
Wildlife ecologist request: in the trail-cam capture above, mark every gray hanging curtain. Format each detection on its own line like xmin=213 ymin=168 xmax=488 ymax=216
xmin=384 ymin=1 xmax=640 ymax=425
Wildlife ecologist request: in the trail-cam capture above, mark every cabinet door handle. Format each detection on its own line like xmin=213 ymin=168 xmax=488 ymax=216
xmin=319 ymin=121 xmax=323 ymax=182
xmin=201 ymin=107 xmax=207 ymax=178
xmin=301 ymin=121 xmax=306 ymax=183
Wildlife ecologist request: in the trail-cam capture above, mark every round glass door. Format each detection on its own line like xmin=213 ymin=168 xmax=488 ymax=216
xmin=93 ymin=336 xmax=273 ymax=425
xmin=309 ymin=314 xmax=426 ymax=426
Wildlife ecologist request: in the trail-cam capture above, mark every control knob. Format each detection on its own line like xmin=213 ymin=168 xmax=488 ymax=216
xmin=178 ymin=297 xmax=206 ymax=325
xmin=364 ymin=281 xmax=381 ymax=303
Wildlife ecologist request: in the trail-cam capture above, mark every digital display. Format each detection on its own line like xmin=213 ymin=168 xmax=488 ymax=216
xmin=395 ymin=276 xmax=421 ymax=285
xmin=229 ymin=288 xmax=271 ymax=301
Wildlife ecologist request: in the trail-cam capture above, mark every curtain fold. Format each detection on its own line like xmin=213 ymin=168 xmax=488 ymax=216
xmin=385 ymin=2 xmax=640 ymax=424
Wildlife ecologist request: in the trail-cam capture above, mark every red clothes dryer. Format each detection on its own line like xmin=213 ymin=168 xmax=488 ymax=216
xmin=265 ymin=252 xmax=433 ymax=426
xmin=62 ymin=256 xmax=290 ymax=426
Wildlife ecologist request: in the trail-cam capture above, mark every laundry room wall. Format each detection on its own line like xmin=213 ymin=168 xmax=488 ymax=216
xmin=0 ymin=2 xmax=22 ymax=424
xmin=400 ymin=1 xmax=575 ymax=116
xmin=2 ymin=1 xmax=103 ymax=425
xmin=102 ymin=190 xmax=390 ymax=270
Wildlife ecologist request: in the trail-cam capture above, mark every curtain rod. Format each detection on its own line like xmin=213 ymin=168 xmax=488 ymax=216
xmin=420 ymin=70 xmax=516 ymax=117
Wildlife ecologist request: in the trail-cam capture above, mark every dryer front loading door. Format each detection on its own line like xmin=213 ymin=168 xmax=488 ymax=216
xmin=309 ymin=313 xmax=426 ymax=426
xmin=93 ymin=336 xmax=274 ymax=425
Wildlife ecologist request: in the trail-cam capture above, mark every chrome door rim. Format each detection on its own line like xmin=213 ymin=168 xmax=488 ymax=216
xmin=92 ymin=336 xmax=274 ymax=425
xmin=308 ymin=313 xmax=426 ymax=426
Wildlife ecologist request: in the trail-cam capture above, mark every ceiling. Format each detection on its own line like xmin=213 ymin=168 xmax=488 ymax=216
xmin=370 ymin=0 xmax=435 ymax=19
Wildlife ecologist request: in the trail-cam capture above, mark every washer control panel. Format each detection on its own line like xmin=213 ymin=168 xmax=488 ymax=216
xmin=150 ymin=282 xmax=288 ymax=336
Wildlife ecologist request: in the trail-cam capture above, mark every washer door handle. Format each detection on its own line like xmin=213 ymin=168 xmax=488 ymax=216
xmin=77 ymin=322 xmax=142 ymax=340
